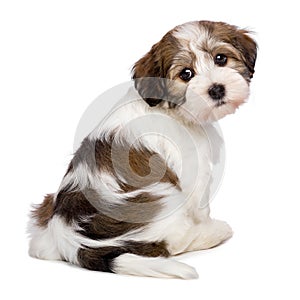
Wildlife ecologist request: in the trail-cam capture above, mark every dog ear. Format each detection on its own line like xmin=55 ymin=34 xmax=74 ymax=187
xmin=132 ymin=41 xmax=168 ymax=107
xmin=132 ymin=33 xmax=176 ymax=106
xmin=234 ymin=30 xmax=257 ymax=79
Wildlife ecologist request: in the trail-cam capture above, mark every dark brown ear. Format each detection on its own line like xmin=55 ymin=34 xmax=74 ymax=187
xmin=132 ymin=42 xmax=166 ymax=106
xmin=133 ymin=32 xmax=181 ymax=107
xmin=234 ymin=30 xmax=257 ymax=79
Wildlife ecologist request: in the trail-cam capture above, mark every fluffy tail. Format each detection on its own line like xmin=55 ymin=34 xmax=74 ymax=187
xmin=77 ymin=241 xmax=198 ymax=279
xmin=112 ymin=254 xmax=198 ymax=279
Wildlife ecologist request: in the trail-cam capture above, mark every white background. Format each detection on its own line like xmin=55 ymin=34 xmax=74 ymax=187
xmin=1 ymin=0 xmax=299 ymax=299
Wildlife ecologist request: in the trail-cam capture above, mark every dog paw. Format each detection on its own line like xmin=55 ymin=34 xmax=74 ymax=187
xmin=209 ymin=219 xmax=233 ymax=245
xmin=187 ymin=219 xmax=233 ymax=251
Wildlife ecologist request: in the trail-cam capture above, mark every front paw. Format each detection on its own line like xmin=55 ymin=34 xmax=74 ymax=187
xmin=209 ymin=219 xmax=233 ymax=245
xmin=187 ymin=219 xmax=233 ymax=251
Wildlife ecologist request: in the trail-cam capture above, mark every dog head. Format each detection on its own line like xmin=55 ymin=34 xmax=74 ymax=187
xmin=132 ymin=21 xmax=257 ymax=123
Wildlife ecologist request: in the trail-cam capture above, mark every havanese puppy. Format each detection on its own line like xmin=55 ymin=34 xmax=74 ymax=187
xmin=28 ymin=20 xmax=257 ymax=279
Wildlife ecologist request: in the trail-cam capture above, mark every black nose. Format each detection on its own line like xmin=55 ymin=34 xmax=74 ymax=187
xmin=208 ymin=83 xmax=225 ymax=100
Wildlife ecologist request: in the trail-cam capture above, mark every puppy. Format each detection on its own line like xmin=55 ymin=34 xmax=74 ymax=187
xmin=28 ymin=21 xmax=257 ymax=279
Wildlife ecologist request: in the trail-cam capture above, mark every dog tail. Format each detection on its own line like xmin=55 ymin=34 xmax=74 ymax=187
xmin=112 ymin=254 xmax=198 ymax=279
xmin=78 ymin=244 xmax=198 ymax=280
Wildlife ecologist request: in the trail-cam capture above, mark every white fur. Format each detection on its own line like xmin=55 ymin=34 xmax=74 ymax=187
xmin=113 ymin=254 xmax=198 ymax=279
xmin=173 ymin=21 xmax=207 ymax=45
xmin=181 ymin=67 xmax=249 ymax=122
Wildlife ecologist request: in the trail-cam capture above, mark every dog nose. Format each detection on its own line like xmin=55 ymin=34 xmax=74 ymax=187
xmin=208 ymin=83 xmax=225 ymax=100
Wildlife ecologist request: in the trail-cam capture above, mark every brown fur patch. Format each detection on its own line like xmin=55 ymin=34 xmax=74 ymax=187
xmin=31 ymin=194 xmax=54 ymax=227
xmin=73 ymin=134 xmax=180 ymax=192
xmin=78 ymin=213 xmax=143 ymax=240
xmin=112 ymin=139 xmax=180 ymax=190
xmin=77 ymin=240 xmax=170 ymax=272
xmin=54 ymin=188 xmax=162 ymax=238
xmin=75 ymin=189 xmax=163 ymax=239
xmin=53 ymin=189 xmax=97 ymax=224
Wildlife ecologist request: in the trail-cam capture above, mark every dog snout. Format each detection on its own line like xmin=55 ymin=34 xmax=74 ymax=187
xmin=208 ymin=83 xmax=225 ymax=101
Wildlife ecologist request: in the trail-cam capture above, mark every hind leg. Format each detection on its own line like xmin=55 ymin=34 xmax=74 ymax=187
xmin=28 ymin=218 xmax=62 ymax=261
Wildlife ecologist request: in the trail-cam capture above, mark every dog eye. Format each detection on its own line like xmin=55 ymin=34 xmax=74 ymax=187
xmin=179 ymin=68 xmax=195 ymax=82
xmin=214 ymin=54 xmax=227 ymax=66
